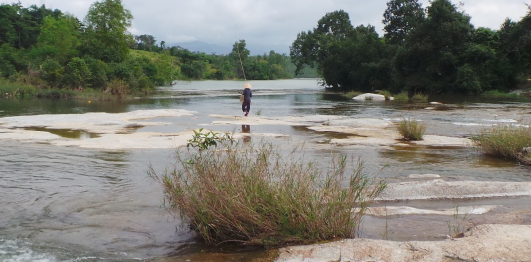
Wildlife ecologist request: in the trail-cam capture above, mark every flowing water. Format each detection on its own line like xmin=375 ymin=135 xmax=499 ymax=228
xmin=1 ymin=79 xmax=531 ymax=261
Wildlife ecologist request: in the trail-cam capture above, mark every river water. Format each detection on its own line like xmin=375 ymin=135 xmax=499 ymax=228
xmin=1 ymin=79 xmax=530 ymax=261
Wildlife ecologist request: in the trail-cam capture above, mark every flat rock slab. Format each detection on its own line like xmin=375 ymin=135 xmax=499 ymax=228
xmin=379 ymin=179 xmax=531 ymax=200
xmin=276 ymin=224 xmax=531 ymax=262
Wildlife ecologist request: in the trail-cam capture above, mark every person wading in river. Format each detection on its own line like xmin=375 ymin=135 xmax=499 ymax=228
xmin=241 ymin=82 xmax=252 ymax=116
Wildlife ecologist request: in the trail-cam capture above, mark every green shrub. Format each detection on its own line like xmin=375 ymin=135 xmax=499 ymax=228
xmin=0 ymin=78 xmax=37 ymax=98
xmin=472 ymin=125 xmax=531 ymax=163
xmin=481 ymin=90 xmax=518 ymax=98
xmin=149 ymin=136 xmax=386 ymax=247
xmin=397 ymin=119 xmax=426 ymax=141
xmin=411 ymin=93 xmax=428 ymax=102
xmin=378 ymin=90 xmax=393 ymax=100
xmin=393 ymin=92 xmax=409 ymax=102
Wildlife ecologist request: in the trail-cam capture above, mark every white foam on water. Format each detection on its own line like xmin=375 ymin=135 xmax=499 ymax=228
xmin=0 ymin=239 xmax=57 ymax=262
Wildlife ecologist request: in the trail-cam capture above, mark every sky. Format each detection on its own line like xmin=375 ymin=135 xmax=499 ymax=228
xmin=4 ymin=0 xmax=531 ymax=54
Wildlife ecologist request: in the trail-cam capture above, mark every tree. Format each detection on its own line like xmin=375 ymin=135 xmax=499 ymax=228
xmin=81 ymin=0 xmax=133 ymax=63
xmin=135 ymin=34 xmax=157 ymax=51
xmin=35 ymin=15 xmax=81 ymax=64
xmin=383 ymin=0 xmax=425 ymax=45
xmin=291 ymin=10 xmax=385 ymax=89
xmin=393 ymin=0 xmax=476 ymax=94
xmin=64 ymin=57 xmax=91 ymax=88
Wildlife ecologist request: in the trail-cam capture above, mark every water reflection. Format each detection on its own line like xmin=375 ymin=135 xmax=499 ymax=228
xmin=241 ymin=125 xmax=251 ymax=143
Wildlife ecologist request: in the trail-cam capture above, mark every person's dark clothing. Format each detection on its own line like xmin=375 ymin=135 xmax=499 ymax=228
xmin=242 ymin=87 xmax=252 ymax=113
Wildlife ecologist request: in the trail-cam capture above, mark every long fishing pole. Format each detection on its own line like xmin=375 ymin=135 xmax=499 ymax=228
xmin=237 ymin=43 xmax=247 ymax=81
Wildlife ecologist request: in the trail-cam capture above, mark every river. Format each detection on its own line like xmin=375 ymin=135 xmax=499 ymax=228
xmin=1 ymin=79 xmax=530 ymax=261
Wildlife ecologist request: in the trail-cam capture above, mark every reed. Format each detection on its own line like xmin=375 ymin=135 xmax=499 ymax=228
xmin=397 ymin=119 xmax=426 ymax=141
xmin=472 ymin=125 xmax=531 ymax=164
xmin=149 ymin=135 xmax=386 ymax=247
xmin=411 ymin=93 xmax=429 ymax=102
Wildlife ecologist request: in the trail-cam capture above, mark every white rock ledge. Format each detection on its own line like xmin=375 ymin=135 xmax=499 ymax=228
xmin=276 ymin=224 xmax=531 ymax=262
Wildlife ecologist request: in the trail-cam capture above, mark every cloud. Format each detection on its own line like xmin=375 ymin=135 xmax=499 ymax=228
xmin=5 ymin=0 xmax=531 ymax=54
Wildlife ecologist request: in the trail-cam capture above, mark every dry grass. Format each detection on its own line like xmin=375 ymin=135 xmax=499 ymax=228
xmin=472 ymin=125 xmax=531 ymax=164
xmin=149 ymin=139 xmax=386 ymax=247
xmin=397 ymin=119 xmax=426 ymax=141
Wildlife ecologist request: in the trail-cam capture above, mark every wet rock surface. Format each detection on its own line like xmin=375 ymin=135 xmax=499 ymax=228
xmin=276 ymin=224 xmax=531 ymax=262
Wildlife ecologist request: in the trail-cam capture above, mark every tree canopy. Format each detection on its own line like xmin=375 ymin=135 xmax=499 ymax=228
xmin=291 ymin=0 xmax=531 ymax=95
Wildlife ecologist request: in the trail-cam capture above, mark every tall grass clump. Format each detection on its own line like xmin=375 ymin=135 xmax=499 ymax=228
xmin=393 ymin=92 xmax=409 ymax=102
xmin=410 ymin=93 xmax=429 ymax=102
xmin=149 ymin=132 xmax=386 ymax=247
xmin=397 ymin=119 xmax=426 ymax=141
xmin=472 ymin=125 xmax=531 ymax=164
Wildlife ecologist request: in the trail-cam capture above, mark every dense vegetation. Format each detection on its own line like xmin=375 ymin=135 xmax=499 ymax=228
xmin=291 ymin=0 xmax=531 ymax=95
xmin=0 ymin=0 xmax=314 ymax=98
xmin=3 ymin=0 xmax=531 ymax=97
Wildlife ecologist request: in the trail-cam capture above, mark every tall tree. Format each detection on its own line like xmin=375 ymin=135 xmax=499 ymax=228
xmin=81 ymin=0 xmax=133 ymax=63
xmin=383 ymin=0 xmax=425 ymax=45
xmin=394 ymin=0 xmax=476 ymax=94
xmin=290 ymin=10 xmax=358 ymax=88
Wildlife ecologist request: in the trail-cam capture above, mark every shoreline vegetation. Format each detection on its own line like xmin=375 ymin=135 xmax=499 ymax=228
xmin=3 ymin=0 xmax=531 ymax=101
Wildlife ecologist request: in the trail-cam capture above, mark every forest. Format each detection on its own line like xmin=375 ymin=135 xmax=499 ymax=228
xmin=2 ymin=0 xmax=531 ymax=96
xmin=0 ymin=0 xmax=314 ymax=97
xmin=291 ymin=0 xmax=531 ymax=94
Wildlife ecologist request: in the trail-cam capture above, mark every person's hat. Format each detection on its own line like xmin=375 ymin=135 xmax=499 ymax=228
xmin=243 ymin=82 xmax=252 ymax=89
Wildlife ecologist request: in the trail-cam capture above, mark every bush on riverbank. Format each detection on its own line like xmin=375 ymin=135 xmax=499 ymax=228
xmin=0 ymin=78 xmax=37 ymax=98
xmin=149 ymin=134 xmax=386 ymax=247
xmin=397 ymin=119 xmax=426 ymax=141
xmin=472 ymin=125 xmax=531 ymax=164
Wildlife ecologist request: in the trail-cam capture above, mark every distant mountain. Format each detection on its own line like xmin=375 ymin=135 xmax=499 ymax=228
xmin=169 ymin=40 xmax=290 ymax=55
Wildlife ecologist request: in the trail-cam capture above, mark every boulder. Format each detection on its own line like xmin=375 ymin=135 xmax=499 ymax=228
xmin=352 ymin=93 xmax=387 ymax=101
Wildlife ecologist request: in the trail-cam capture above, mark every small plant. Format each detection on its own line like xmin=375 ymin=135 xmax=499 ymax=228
xmin=397 ymin=119 xmax=426 ymax=141
xmin=472 ymin=125 xmax=531 ymax=164
xmin=447 ymin=206 xmax=469 ymax=238
xmin=186 ymin=128 xmax=234 ymax=150
xmin=149 ymin=140 xmax=386 ymax=247
xmin=411 ymin=93 xmax=428 ymax=102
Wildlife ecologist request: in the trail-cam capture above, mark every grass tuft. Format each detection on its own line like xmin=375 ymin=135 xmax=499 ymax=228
xmin=397 ymin=119 xmax=426 ymax=141
xmin=393 ymin=92 xmax=409 ymax=102
xmin=472 ymin=125 xmax=531 ymax=164
xmin=149 ymin=137 xmax=386 ymax=247
xmin=411 ymin=93 xmax=429 ymax=102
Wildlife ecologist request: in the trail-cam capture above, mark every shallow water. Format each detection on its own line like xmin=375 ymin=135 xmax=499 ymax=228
xmin=1 ymin=79 xmax=531 ymax=261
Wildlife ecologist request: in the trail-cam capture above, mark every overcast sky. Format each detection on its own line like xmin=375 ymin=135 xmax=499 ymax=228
xmin=4 ymin=0 xmax=530 ymax=54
